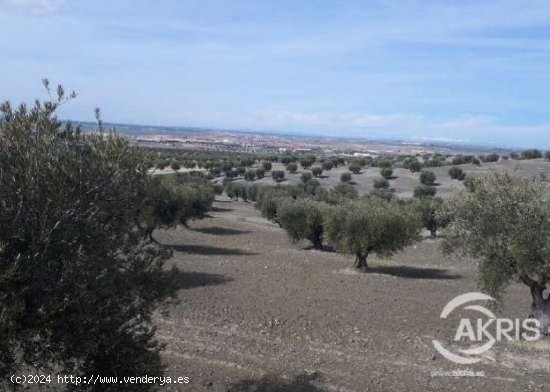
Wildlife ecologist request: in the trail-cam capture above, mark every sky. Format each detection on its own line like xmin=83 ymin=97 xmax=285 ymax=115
xmin=1 ymin=0 xmax=550 ymax=147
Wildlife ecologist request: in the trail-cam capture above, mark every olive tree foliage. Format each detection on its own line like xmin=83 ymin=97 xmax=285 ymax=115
xmin=224 ymin=181 xmax=246 ymax=201
xmin=280 ymin=156 xmax=292 ymax=165
xmin=340 ymin=172 xmax=352 ymax=183
xmin=277 ymin=199 xmax=328 ymax=249
xmin=225 ymin=182 xmax=259 ymax=202
xmin=311 ymin=166 xmax=323 ymax=177
xmin=521 ymin=149 xmax=542 ymax=160
xmin=324 ymin=199 xmax=421 ymax=270
xmin=271 ymin=170 xmax=285 ymax=182
xmin=244 ymin=169 xmax=256 ymax=181
xmin=448 ymin=166 xmax=465 ymax=180
xmin=255 ymin=186 xmax=290 ymax=223
xmin=405 ymin=159 xmax=422 ymax=172
xmin=286 ymin=162 xmax=298 ymax=173
xmin=321 ymin=161 xmax=333 ymax=171
xmin=414 ymin=184 xmax=437 ymax=198
xmin=439 ymin=171 xmax=550 ymax=331
xmin=373 ymin=177 xmax=389 ymax=189
xmin=145 ymin=172 xmax=214 ymax=238
xmin=460 ymin=176 xmax=475 ymax=192
xmin=0 ymin=83 xmax=178 ymax=389
xmin=380 ymin=167 xmax=393 ymax=179
xmin=327 ymin=183 xmax=358 ymax=203
xmin=255 ymin=168 xmax=265 ymax=178
xmin=370 ymin=189 xmax=394 ymax=201
xmin=413 ymin=197 xmax=446 ymax=237
xmin=348 ymin=162 xmax=362 ymax=174
xmin=420 ymin=171 xmax=436 ymax=185
xmin=300 ymin=156 xmax=315 ymax=169
xmin=301 ymin=172 xmax=313 ymax=183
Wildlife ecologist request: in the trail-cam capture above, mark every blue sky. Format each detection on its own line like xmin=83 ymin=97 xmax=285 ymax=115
xmin=1 ymin=0 xmax=550 ymax=147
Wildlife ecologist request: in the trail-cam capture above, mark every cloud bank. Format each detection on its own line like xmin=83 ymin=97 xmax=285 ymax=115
xmin=0 ymin=0 xmax=65 ymax=14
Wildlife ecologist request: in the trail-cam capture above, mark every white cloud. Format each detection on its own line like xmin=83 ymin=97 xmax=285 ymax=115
xmin=0 ymin=0 xmax=65 ymax=14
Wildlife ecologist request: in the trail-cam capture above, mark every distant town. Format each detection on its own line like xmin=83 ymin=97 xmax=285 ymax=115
xmin=77 ymin=121 xmax=511 ymax=157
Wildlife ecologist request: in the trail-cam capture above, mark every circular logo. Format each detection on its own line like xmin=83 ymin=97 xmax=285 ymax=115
xmin=432 ymin=292 xmax=496 ymax=364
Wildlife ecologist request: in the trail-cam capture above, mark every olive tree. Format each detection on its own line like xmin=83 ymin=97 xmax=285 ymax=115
xmin=340 ymin=172 xmax=352 ymax=183
xmin=280 ymin=156 xmax=293 ymax=165
xmin=439 ymin=171 xmax=550 ymax=331
xmin=277 ymin=199 xmax=327 ymax=249
xmin=0 ymin=83 xmax=178 ymax=388
xmin=244 ymin=169 xmax=256 ymax=181
xmin=420 ymin=171 xmax=436 ymax=185
xmin=521 ymin=149 xmax=542 ymax=159
xmin=414 ymin=184 xmax=437 ymax=198
xmin=448 ymin=166 xmax=465 ymax=180
xmin=246 ymin=184 xmax=259 ymax=202
xmin=373 ymin=177 xmax=389 ymax=189
xmin=413 ymin=197 xmax=446 ymax=237
xmin=322 ymin=161 xmax=333 ymax=171
xmin=300 ymin=156 xmax=315 ymax=169
xmin=298 ymin=179 xmax=321 ymax=196
xmin=224 ymin=181 xmax=247 ymax=201
xmin=301 ymin=172 xmax=313 ymax=183
xmin=271 ymin=170 xmax=285 ymax=182
xmin=311 ymin=166 xmax=323 ymax=177
xmin=255 ymin=168 xmax=265 ymax=178
xmin=286 ymin=162 xmax=298 ymax=174
xmin=327 ymin=183 xmax=358 ymax=203
xmin=380 ymin=167 xmax=393 ymax=179
xmin=255 ymin=186 xmax=289 ymax=223
xmin=348 ymin=162 xmax=362 ymax=174
xmin=406 ymin=159 xmax=423 ymax=172
xmin=324 ymin=199 xmax=421 ymax=270
xmin=209 ymin=167 xmax=222 ymax=177
xmin=146 ymin=173 xmax=215 ymax=236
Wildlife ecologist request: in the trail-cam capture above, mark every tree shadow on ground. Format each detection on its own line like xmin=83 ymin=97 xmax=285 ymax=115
xmin=303 ymin=244 xmax=336 ymax=252
xmin=167 ymin=269 xmax=233 ymax=290
xmin=193 ymin=226 xmax=249 ymax=236
xmin=171 ymin=244 xmax=258 ymax=256
xmin=210 ymin=206 xmax=233 ymax=212
xmin=227 ymin=373 xmax=323 ymax=392
xmin=366 ymin=265 xmax=461 ymax=280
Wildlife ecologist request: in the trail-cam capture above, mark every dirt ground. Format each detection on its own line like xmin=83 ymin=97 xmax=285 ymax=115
xmin=154 ymin=197 xmax=550 ymax=392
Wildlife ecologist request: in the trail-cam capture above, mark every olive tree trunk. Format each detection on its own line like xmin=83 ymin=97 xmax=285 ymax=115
xmin=530 ymin=283 xmax=550 ymax=334
xmin=521 ymin=275 xmax=550 ymax=334
xmin=311 ymin=237 xmax=323 ymax=250
xmin=354 ymin=252 xmax=369 ymax=271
